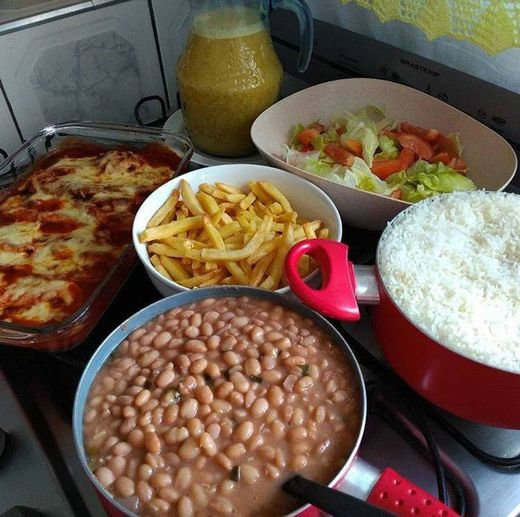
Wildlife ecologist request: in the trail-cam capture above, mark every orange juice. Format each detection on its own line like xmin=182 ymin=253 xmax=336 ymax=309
xmin=177 ymin=7 xmax=283 ymax=157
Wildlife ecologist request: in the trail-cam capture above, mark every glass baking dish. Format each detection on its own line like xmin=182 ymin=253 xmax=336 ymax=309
xmin=0 ymin=121 xmax=192 ymax=351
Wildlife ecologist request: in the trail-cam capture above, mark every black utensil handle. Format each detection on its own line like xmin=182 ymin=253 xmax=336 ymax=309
xmin=283 ymin=475 xmax=394 ymax=517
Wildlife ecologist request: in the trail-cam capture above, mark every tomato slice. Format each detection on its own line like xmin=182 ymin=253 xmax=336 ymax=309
xmin=343 ymin=139 xmax=363 ymax=157
xmin=430 ymin=152 xmax=451 ymax=165
xmin=336 ymin=127 xmax=346 ymax=137
xmin=400 ymin=122 xmax=439 ymax=143
xmin=371 ymin=148 xmax=416 ymax=180
xmin=324 ymin=144 xmax=355 ymax=167
xmin=396 ymin=133 xmax=433 ymax=160
xmin=436 ymin=134 xmax=459 ymax=157
xmin=300 ymin=144 xmax=314 ymax=152
xmin=399 ymin=148 xmax=416 ymax=169
xmin=298 ymin=128 xmax=320 ymax=146
xmin=390 ymin=189 xmax=402 ymax=200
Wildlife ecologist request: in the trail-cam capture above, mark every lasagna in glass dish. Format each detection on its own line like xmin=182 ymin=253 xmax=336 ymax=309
xmin=0 ymin=122 xmax=192 ymax=350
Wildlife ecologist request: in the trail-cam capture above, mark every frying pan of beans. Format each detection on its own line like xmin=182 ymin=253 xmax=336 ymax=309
xmin=75 ymin=287 xmax=365 ymax=517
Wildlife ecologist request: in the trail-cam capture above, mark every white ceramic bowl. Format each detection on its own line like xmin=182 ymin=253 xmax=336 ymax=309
xmin=251 ymin=78 xmax=517 ymax=230
xmin=133 ymin=164 xmax=342 ymax=297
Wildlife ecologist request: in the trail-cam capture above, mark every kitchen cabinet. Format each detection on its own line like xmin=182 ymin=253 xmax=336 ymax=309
xmin=0 ymin=0 xmax=166 ymax=139
xmin=0 ymin=90 xmax=22 ymax=157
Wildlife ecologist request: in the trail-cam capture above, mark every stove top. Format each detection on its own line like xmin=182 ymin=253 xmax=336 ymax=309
xmin=0 ymin=226 xmax=519 ymax=517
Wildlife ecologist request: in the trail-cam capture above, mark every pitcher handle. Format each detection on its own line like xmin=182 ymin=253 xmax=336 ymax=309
xmin=271 ymin=0 xmax=313 ymax=72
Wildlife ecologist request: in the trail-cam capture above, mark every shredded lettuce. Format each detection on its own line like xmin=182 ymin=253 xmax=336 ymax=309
xmin=387 ymin=160 xmax=477 ymax=202
xmin=375 ymin=135 xmax=399 ymax=159
xmin=289 ymin=123 xmax=305 ymax=147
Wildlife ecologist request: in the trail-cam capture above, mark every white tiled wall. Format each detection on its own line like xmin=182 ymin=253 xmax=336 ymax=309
xmin=151 ymin=0 xmax=190 ymax=113
xmin=0 ymin=0 xmax=166 ymax=139
xmin=0 ymin=92 xmax=22 ymax=156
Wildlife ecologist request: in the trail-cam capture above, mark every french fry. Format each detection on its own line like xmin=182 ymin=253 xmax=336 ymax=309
xmin=180 ymin=179 xmax=205 ymax=215
xmin=159 ymin=255 xmax=190 ymax=281
xmin=318 ymin=228 xmax=330 ymax=239
xmin=297 ymin=254 xmax=311 ymax=279
xmin=248 ymin=181 xmax=272 ymax=204
xmin=259 ymin=275 xmax=274 ymax=290
xmin=140 ymin=216 xmax=204 ymax=242
xmin=239 ymin=191 xmax=256 ymax=210
xmin=251 ymin=250 xmax=276 ymax=287
xmin=199 ymin=270 xmax=227 ymax=287
xmin=220 ymin=221 xmax=241 ymax=239
xmin=215 ymin=182 xmax=244 ymax=195
xmin=276 ymin=211 xmax=297 ymax=224
xmin=200 ymin=183 xmax=246 ymax=203
xmin=247 ymin=238 xmax=280 ymax=265
xmin=224 ymin=262 xmax=248 ymax=284
xmin=196 ymin=191 xmax=220 ymax=216
xmin=259 ymin=181 xmax=292 ymax=212
xmin=148 ymin=243 xmax=185 ymax=258
xmin=178 ymin=270 xmax=225 ymax=288
xmin=200 ymin=215 xmax=272 ymax=261
xmin=268 ymin=202 xmax=283 ymax=215
xmin=303 ymin=220 xmax=322 ymax=239
xmin=268 ymin=223 xmax=294 ymax=290
xmin=150 ymin=254 xmax=171 ymax=279
xmin=146 ymin=189 xmax=179 ymax=228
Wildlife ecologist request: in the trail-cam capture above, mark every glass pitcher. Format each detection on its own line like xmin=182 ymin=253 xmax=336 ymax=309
xmin=176 ymin=0 xmax=313 ymax=158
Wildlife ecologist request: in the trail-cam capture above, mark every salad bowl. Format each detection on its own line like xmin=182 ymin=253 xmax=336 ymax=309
xmin=251 ymin=78 xmax=517 ymax=229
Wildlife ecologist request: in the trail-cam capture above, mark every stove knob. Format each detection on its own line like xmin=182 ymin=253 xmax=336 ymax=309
xmin=1 ymin=508 xmax=43 ymax=517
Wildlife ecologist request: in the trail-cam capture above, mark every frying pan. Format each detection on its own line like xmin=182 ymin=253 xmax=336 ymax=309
xmin=72 ymin=287 xmax=458 ymax=517
xmin=285 ymin=238 xmax=520 ymax=429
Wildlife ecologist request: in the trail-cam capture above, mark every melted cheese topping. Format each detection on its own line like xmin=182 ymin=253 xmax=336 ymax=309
xmin=0 ymin=147 xmax=176 ymax=326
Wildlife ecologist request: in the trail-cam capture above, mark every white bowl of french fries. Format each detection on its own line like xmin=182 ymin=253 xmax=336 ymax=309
xmin=132 ymin=164 xmax=342 ymax=296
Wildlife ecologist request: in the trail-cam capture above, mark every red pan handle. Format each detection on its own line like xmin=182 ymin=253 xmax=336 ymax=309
xmin=367 ymin=467 xmax=459 ymax=516
xmin=285 ymin=239 xmax=360 ymax=320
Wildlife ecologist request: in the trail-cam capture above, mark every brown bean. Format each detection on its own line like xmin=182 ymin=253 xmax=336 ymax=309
xmin=240 ymin=464 xmax=260 ymax=484
xmin=244 ymin=358 xmax=261 ymax=377
xmin=95 ymin=466 xmax=114 ymax=487
xmin=207 ymin=335 xmax=221 ymax=349
xmin=164 ymin=404 xmax=179 ymax=425
xmin=186 ymin=418 xmax=203 ymax=437
xmin=138 ymin=464 xmax=153 ymax=481
xmin=234 ymin=421 xmax=254 ymax=441
xmin=295 ymin=376 xmax=314 ymax=393
xmin=180 ymin=398 xmax=199 ymax=419
xmin=185 ymin=339 xmax=207 ymax=353
xmin=200 ymin=432 xmax=217 ymax=456
xmin=114 ymin=476 xmax=135 ymax=497
xmin=142 ymin=432 xmax=160 ymax=453
xmin=150 ymin=472 xmax=172 ymax=489
xmin=164 ymin=426 xmax=189 ymax=445
xmin=178 ymin=437 xmax=200 ymax=460
xmin=112 ymin=441 xmax=132 ymax=456
xmin=283 ymin=374 xmax=298 ymax=392
xmin=215 ymin=452 xmax=233 ymax=471
xmin=135 ymin=389 xmax=151 ymax=407
xmin=156 ymin=369 xmax=175 ymax=388
xmin=267 ymin=385 xmax=284 ymax=407
xmin=291 ymin=407 xmax=305 ymax=426
xmin=212 ymin=399 xmax=232 ymax=414
xmin=185 ymin=326 xmax=200 ymax=339
xmin=258 ymin=445 xmax=276 ymax=461
xmin=140 ymin=350 xmax=160 ymax=367
xmin=264 ymin=464 xmax=280 ymax=480
xmin=207 ymin=422 xmax=221 ymax=440
xmin=153 ymin=331 xmax=172 ymax=348
xmin=159 ymin=487 xmax=180 ymax=503
xmin=174 ymin=466 xmax=192 ymax=490
xmin=223 ymin=351 xmax=240 ymax=366
xmin=107 ymin=456 xmax=126 ymax=477
xmin=218 ymin=480 xmax=236 ymax=495
xmin=270 ymin=420 xmax=285 ymax=438
xmin=141 ymin=399 xmax=159 ymax=413
xmin=128 ymin=429 xmax=144 ymax=447
xmin=205 ymin=362 xmax=221 ymax=378
xmin=215 ymin=382 xmax=234 ymax=399
xmin=226 ymin=443 xmax=246 ymax=459
xmin=250 ymin=398 xmax=268 ymax=417
xmin=178 ymin=496 xmax=194 ymax=517
xmin=229 ymin=391 xmax=244 ymax=407
xmin=136 ymin=480 xmax=154 ymax=503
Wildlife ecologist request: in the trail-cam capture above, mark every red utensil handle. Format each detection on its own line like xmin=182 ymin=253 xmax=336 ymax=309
xmin=367 ymin=468 xmax=460 ymax=517
xmin=285 ymin=239 xmax=361 ymax=320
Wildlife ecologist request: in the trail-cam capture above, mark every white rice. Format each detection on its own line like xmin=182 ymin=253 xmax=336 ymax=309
xmin=378 ymin=191 xmax=520 ymax=374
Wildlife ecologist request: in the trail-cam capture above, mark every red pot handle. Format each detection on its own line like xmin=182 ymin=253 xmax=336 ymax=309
xmin=285 ymin=239 xmax=360 ymax=320
xmin=367 ymin=468 xmax=459 ymax=517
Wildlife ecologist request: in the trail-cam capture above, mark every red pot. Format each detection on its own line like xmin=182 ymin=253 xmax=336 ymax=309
xmin=285 ymin=239 xmax=520 ymax=429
